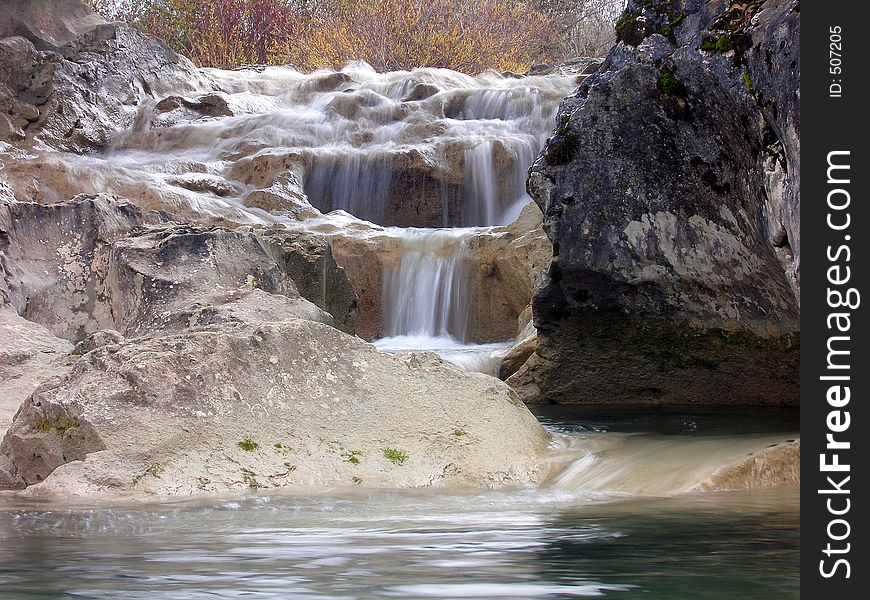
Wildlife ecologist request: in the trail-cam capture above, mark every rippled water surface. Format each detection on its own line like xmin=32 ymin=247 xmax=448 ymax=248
xmin=0 ymin=409 xmax=799 ymax=599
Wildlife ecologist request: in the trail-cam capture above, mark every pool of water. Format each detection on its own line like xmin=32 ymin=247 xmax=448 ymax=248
xmin=0 ymin=407 xmax=799 ymax=599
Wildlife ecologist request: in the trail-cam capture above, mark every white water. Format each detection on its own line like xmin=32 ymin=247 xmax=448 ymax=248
xmin=381 ymin=229 xmax=472 ymax=339
xmin=5 ymin=62 xmax=577 ymax=373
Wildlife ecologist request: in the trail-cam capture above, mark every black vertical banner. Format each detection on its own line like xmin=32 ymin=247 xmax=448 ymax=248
xmin=802 ymin=1 xmax=868 ymax=597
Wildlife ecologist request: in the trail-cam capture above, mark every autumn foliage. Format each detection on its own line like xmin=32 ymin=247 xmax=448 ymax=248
xmin=89 ymin=0 xmax=558 ymax=73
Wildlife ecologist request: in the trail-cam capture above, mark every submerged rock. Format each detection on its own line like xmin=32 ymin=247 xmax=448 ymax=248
xmin=523 ymin=0 xmax=800 ymax=404
xmin=697 ymin=440 xmax=800 ymax=491
xmin=0 ymin=320 xmax=550 ymax=496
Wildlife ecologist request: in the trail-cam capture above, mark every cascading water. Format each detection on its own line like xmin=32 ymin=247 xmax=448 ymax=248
xmin=381 ymin=230 xmax=470 ymax=340
xmin=7 ymin=61 xmax=576 ymax=375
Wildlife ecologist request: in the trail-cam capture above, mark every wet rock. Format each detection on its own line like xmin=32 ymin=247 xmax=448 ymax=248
xmin=165 ymin=174 xmax=239 ymax=197
xmin=0 ymin=320 xmax=551 ymax=496
xmin=697 ymin=440 xmax=800 ymax=491
xmin=154 ymin=93 xmax=233 ymax=118
xmin=402 ymin=83 xmax=440 ymax=101
xmin=525 ymin=0 xmax=801 ymax=404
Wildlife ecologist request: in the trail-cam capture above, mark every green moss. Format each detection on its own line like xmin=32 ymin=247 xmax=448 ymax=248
xmin=342 ymin=449 xmax=363 ymax=464
xmin=700 ymin=32 xmax=751 ymax=60
xmin=742 ymin=69 xmax=752 ymax=91
xmin=701 ymin=34 xmax=731 ymax=52
xmin=661 ymin=11 xmax=685 ymax=37
xmin=33 ymin=419 xmax=79 ymax=435
xmin=383 ymin=447 xmax=408 ymax=465
xmin=238 ymin=437 xmax=258 ymax=451
xmin=615 ymin=12 xmax=639 ymax=43
xmin=657 ymin=68 xmax=687 ymax=99
xmin=146 ymin=463 xmax=165 ymax=477
xmin=34 ymin=421 xmax=53 ymax=433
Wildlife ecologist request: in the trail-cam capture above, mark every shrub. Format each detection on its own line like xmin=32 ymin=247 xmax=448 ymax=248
xmin=88 ymin=0 xmax=557 ymax=73
xmin=296 ymin=0 xmax=555 ymax=73
xmin=89 ymin=0 xmax=309 ymax=69
xmin=537 ymin=0 xmax=625 ymax=57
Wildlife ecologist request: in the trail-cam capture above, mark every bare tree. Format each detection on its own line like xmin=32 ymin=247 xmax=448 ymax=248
xmin=536 ymin=0 xmax=627 ymax=58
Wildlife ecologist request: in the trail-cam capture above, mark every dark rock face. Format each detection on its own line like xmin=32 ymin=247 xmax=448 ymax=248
xmin=525 ymin=0 xmax=800 ymax=404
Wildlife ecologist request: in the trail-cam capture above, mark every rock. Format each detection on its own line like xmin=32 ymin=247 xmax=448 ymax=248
xmin=165 ymin=174 xmax=239 ymax=196
xmin=241 ymin=172 xmax=320 ymax=220
xmin=0 ymin=195 xmax=357 ymax=340
xmin=0 ymin=0 xmax=107 ymax=50
xmin=0 ymin=320 xmax=551 ymax=496
xmin=525 ymin=0 xmax=800 ymax=404
xmin=0 ymin=307 xmax=74 ymax=440
xmin=462 ymin=201 xmax=551 ymax=342
xmin=697 ymin=440 xmax=800 ymax=491
xmin=256 ymin=229 xmax=358 ymax=335
xmin=402 ymin=83 xmax=440 ymax=101
xmin=72 ymin=329 xmax=126 ymax=355
xmin=499 ymin=303 xmax=538 ymax=376
xmin=498 ymin=326 xmax=536 ymax=380
xmin=0 ymin=0 xmax=212 ymax=151
xmin=154 ymin=93 xmax=234 ymax=119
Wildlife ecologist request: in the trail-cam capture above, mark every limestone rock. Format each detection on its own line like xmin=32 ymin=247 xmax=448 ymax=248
xmin=0 ymin=320 xmax=551 ymax=496
xmin=0 ymin=0 xmax=211 ymax=151
xmin=0 ymin=195 xmax=357 ymax=341
xmin=0 ymin=307 xmax=74 ymax=440
xmin=525 ymin=0 xmax=801 ymax=404
xmin=697 ymin=440 xmax=800 ymax=491
xmin=498 ymin=321 xmax=537 ymax=381
xmin=0 ymin=0 xmax=108 ymax=50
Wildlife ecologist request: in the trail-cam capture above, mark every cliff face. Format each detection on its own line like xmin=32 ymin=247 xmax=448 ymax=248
xmin=523 ymin=0 xmax=800 ymax=404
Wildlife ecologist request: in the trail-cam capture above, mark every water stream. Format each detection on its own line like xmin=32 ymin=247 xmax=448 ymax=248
xmin=0 ymin=407 xmax=799 ymax=599
xmin=0 ymin=63 xmax=800 ymax=596
xmin=5 ymin=62 xmax=577 ymax=374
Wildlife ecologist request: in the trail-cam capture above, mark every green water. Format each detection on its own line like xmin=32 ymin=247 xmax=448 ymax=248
xmin=0 ymin=407 xmax=799 ymax=599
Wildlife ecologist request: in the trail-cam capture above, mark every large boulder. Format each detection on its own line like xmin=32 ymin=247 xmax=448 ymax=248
xmin=0 ymin=320 xmax=551 ymax=496
xmin=0 ymin=194 xmax=551 ymax=496
xmin=0 ymin=0 xmax=211 ymax=151
xmin=0 ymin=195 xmax=357 ymax=341
xmin=0 ymin=307 xmax=74 ymax=440
xmin=523 ymin=0 xmax=800 ymax=404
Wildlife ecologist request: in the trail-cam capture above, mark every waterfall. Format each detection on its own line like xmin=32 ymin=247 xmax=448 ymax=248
xmin=304 ymin=150 xmax=394 ymax=224
xmin=82 ymin=62 xmax=576 ymax=373
xmin=382 ymin=230 xmax=470 ymax=340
